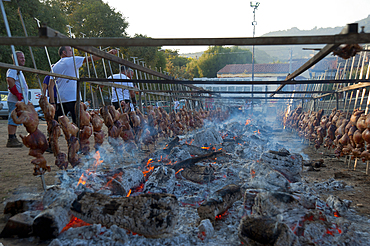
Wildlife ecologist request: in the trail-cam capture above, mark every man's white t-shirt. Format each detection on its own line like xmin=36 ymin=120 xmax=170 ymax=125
xmin=52 ymin=56 xmax=84 ymax=103
xmin=174 ymin=100 xmax=180 ymax=110
xmin=6 ymin=69 xmax=28 ymax=103
xmin=109 ymin=73 xmax=133 ymax=102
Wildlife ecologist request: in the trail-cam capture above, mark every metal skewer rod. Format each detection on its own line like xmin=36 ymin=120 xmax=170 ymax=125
xmin=34 ymin=18 xmax=65 ymax=116
xmin=1 ymin=0 xmax=27 ymax=103
xmin=17 ymin=7 xmax=43 ymax=94
xmin=89 ymin=54 xmax=105 ymax=106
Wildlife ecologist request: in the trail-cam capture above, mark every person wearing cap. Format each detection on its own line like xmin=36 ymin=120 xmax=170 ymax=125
xmin=6 ymin=51 xmax=29 ymax=148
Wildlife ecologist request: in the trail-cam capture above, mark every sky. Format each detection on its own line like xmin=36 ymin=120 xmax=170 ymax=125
xmin=105 ymin=0 xmax=370 ymax=54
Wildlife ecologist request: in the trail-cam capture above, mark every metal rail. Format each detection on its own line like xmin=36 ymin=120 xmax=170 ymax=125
xmin=271 ymin=23 xmax=360 ymax=96
xmin=0 ymin=28 xmax=368 ymax=47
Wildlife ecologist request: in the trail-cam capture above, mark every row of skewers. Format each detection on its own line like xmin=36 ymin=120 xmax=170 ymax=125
xmin=282 ymin=106 xmax=370 ymax=173
xmin=12 ymin=96 xmax=230 ymax=176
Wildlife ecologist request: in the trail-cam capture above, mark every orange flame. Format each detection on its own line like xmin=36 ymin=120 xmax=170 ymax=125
xmin=175 ymin=168 xmax=184 ymax=174
xmin=126 ymin=189 xmax=132 ymax=197
xmin=77 ymin=151 xmax=104 ymax=188
xmin=251 ymin=169 xmax=256 ymax=178
xmin=201 ymin=146 xmax=210 ymax=150
xmin=215 ymin=210 xmax=230 ymax=220
xmin=61 ymin=215 xmax=90 ymax=233
xmin=245 ymin=119 xmax=251 ymax=126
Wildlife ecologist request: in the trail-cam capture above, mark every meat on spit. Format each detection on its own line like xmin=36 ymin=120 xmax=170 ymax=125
xmin=59 ymin=115 xmax=80 ymax=167
xmin=11 ymin=101 xmax=50 ymax=175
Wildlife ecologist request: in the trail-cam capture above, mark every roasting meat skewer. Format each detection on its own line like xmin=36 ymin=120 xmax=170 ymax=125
xmin=11 ymin=101 xmax=50 ymax=175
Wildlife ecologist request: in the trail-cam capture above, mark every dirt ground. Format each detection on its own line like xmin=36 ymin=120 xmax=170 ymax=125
xmin=0 ymin=120 xmax=370 ymax=245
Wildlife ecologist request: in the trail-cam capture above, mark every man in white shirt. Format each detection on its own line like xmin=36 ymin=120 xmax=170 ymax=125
xmin=49 ymin=46 xmax=116 ymax=123
xmin=110 ymin=66 xmax=137 ymax=111
xmin=6 ymin=51 xmax=28 ymax=148
xmin=174 ymin=99 xmax=180 ymax=113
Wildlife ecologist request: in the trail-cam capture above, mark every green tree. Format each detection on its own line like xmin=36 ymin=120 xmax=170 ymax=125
xmin=197 ymin=46 xmax=252 ymax=78
xmin=0 ymin=0 xmax=67 ymax=90
xmin=59 ymin=0 xmax=128 ymax=38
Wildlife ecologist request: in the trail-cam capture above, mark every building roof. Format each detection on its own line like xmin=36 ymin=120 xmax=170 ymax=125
xmin=217 ymin=59 xmax=308 ymax=75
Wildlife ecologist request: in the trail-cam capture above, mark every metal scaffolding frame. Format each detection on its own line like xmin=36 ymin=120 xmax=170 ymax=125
xmin=1 ymin=22 xmax=370 ymax=115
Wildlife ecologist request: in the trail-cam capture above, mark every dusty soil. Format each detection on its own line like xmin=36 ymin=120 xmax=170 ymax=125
xmin=0 ymin=120 xmax=369 ymax=245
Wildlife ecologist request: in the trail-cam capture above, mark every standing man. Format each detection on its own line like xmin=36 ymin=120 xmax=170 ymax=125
xmin=174 ymin=98 xmax=180 ymax=113
xmin=6 ymin=51 xmax=28 ymax=148
xmin=42 ymin=65 xmax=56 ymax=103
xmin=49 ymin=46 xmax=116 ymax=124
xmin=109 ymin=66 xmax=136 ymax=110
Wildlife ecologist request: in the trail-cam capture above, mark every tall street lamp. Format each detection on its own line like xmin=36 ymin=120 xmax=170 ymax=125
xmin=250 ymin=1 xmax=259 ymax=111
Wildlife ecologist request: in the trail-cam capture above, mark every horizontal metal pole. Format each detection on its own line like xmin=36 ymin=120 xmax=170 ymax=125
xmin=271 ymin=23 xmax=358 ymax=96
xmin=192 ymin=96 xmax=312 ymax=100
xmin=2 ymin=33 xmax=370 ymax=47
xmin=0 ymin=61 xmax=77 ymax=80
xmin=38 ymin=25 xmax=172 ymax=80
xmin=314 ymin=82 xmax=370 ymax=99
xmin=142 ymin=90 xmax=334 ymax=94
xmin=80 ymin=78 xmax=368 ymax=84
xmin=87 ymin=80 xmax=140 ymax=91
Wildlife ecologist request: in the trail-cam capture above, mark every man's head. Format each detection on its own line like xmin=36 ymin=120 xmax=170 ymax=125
xmin=58 ymin=46 xmax=73 ymax=58
xmin=11 ymin=51 xmax=25 ymax=66
xmin=127 ymin=69 xmax=134 ymax=79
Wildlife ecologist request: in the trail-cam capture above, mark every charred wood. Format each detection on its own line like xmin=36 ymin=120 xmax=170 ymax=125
xmin=71 ymin=192 xmax=179 ymax=238
xmin=197 ymin=184 xmax=242 ymax=224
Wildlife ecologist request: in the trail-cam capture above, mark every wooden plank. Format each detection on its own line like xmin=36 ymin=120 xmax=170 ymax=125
xmin=1 ymin=32 xmax=369 ymax=47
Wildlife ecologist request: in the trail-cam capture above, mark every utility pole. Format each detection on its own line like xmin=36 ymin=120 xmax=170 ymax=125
xmin=250 ymin=1 xmax=259 ymax=113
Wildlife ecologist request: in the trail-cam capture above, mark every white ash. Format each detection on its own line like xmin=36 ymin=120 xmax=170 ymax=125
xmin=168 ymin=147 xmax=192 ymax=162
xmin=326 ymin=195 xmax=352 ymax=215
xmin=5 ymin=116 xmax=368 ymax=245
xmin=144 ymin=166 xmax=176 ymax=194
xmin=260 ymin=149 xmax=304 ymax=183
xmin=313 ymin=178 xmax=351 ymax=191
xmin=191 ymin=127 xmax=223 ymax=147
xmin=42 ymin=186 xmax=77 ymax=209
xmin=239 ymin=161 xmax=291 ymax=192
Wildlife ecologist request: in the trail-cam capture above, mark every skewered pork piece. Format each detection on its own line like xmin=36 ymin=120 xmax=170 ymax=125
xmin=78 ymin=102 xmax=92 ymax=155
xmin=118 ymin=113 xmax=135 ymax=141
xmin=80 ymin=125 xmax=93 ymax=155
xmin=58 ymin=116 xmax=79 ymax=142
xmin=79 ymin=102 xmax=91 ymax=128
xmin=11 ymin=102 xmax=50 ymax=175
xmin=39 ymin=95 xmax=68 ymax=169
xmin=39 ymin=95 xmax=55 ymax=122
xmin=68 ymin=135 xmax=80 ymax=167
xmin=100 ymin=106 xmax=114 ymax=128
xmin=48 ymin=119 xmax=68 ymax=169
xmin=333 ymin=44 xmax=362 ymax=60
xmin=58 ymin=115 xmax=80 ymax=167
xmin=90 ymin=111 xmax=105 ymax=149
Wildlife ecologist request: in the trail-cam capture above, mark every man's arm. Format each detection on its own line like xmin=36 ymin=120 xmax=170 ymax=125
xmin=7 ymin=77 xmax=23 ymax=101
xmin=48 ymin=78 xmax=55 ymax=104
xmin=83 ymin=49 xmax=117 ymax=64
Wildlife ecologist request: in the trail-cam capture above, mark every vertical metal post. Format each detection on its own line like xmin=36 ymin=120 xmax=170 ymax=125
xmin=336 ymin=92 xmax=339 ymax=110
xmin=76 ymin=80 xmax=81 ymax=131
xmin=1 ymin=0 xmax=27 ymax=103
xmin=17 ymin=7 xmax=43 ymax=94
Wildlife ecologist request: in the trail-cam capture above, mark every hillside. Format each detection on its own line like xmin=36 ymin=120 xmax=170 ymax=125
xmin=181 ymin=15 xmax=370 ymax=63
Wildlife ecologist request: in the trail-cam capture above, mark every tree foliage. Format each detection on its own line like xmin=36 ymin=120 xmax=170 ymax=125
xmin=0 ymin=0 xmax=67 ymax=90
xmin=196 ymin=46 xmax=252 ymax=78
